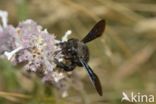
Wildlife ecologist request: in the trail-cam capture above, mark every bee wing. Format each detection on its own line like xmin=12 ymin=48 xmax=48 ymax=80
xmin=81 ymin=19 xmax=106 ymax=43
xmin=79 ymin=59 xmax=103 ymax=96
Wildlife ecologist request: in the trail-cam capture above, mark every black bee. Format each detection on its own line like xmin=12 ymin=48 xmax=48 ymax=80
xmin=55 ymin=19 xmax=106 ymax=96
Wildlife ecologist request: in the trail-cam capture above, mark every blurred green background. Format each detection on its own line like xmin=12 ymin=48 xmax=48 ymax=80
xmin=0 ymin=0 xmax=156 ymax=104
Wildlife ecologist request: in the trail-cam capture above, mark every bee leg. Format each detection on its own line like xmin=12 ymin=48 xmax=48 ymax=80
xmin=54 ymin=59 xmax=76 ymax=71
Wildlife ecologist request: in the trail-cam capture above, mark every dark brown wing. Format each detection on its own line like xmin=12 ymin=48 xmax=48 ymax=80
xmin=81 ymin=19 xmax=106 ymax=43
xmin=80 ymin=59 xmax=103 ymax=96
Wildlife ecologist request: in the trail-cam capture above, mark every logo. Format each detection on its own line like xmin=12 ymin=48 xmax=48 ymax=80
xmin=121 ymin=92 xmax=155 ymax=103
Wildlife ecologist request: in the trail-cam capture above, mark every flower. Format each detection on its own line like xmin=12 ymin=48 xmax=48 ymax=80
xmin=0 ymin=10 xmax=75 ymax=97
xmin=0 ymin=25 xmax=16 ymax=54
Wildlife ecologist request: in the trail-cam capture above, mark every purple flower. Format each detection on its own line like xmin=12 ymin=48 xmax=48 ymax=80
xmin=0 ymin=25 xmax=16 ymax=54
xmin=0 ymin=10 xmax=78 ymax=97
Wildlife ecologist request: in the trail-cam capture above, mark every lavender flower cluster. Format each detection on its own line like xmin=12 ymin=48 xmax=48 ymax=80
xmin=0 ymin=10 xmax=73 ymax=97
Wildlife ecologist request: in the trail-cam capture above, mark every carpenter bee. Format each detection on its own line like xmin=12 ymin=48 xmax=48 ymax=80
xmin=55 ymin=19 xmax=106 ymax=96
